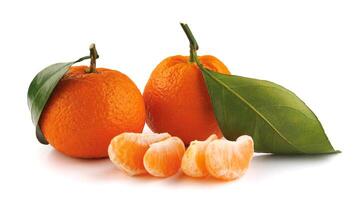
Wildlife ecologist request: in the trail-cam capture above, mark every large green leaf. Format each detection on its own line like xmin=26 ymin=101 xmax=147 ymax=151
xmin=27 ymin=56 xmax=90 ymax=144
xmin=201 ymin=68 xmax=338 ymax=154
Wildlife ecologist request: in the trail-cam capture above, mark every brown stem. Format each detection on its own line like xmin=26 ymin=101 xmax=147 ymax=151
xmin=88 ymin=43 xmax=98 ymax=73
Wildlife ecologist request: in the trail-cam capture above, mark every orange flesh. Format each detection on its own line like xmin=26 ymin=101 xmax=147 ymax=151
xmin=205 ymin=135 xmax=254 ymax=181
xmin=109 ymin=133 xmax=254 ymax=180
xmin=143 ymin=137 xmax=185 ymax=177
xmin=181 ymin=134 xmax=218 ymax=178
xmin=108 ymin=132 xmax=171 ymax=176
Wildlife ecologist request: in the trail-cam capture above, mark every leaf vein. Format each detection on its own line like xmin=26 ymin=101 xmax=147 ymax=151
xmin=203 ymin=69 xmax=305 ymax=153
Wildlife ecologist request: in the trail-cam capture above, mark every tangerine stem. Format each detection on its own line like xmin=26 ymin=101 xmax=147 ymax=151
xmin=180 ymin=23 xmax=199 ymax=51
xmin=190 ymin=48 xmax=205 ymax=70
xmin=88 ymin=43 xmax=98 ymax=73
xmin=180 ymin=23 xmax=204 ymax=70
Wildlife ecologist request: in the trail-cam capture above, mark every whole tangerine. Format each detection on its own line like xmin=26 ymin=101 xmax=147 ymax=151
xmin=143 ymin=24 xmax=230 ymax=144
xmin=39 ymin=44 xmax=146 ymax=158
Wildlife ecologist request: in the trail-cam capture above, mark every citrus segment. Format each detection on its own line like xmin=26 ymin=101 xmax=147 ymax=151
xmin=205 ymin=135 xmax=254 ymax=180
xmin=143 ymin=137 xmax=185 ymax=177
xmin=108 ymin=132 xmax=171 ymax=176
xmin=181 ymin=134 xmax=218 ymax=178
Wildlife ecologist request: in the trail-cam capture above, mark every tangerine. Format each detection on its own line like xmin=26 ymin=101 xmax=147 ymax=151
xmin=144 ymin=32 xmax=230 ymax=144
xmin=39 ymin=44 xmax=146 ymax=158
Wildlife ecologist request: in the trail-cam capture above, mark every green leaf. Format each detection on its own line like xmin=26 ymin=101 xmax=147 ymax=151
xmin=27 ymin=56 xmax=90 ymax=144
xmin=201 ymin=68 xmax=338 ymax=154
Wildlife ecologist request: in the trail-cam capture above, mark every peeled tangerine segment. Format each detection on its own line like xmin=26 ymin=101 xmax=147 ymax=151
xmin=205 ymin=135 xmax=254 ymax=181
xmin=143 ymin=137 xmax=185 ymax=177
xmin=181 ymin=134 xmax=218 ymax=178
xmin=108 ymin=132 xmax=171 ymax=176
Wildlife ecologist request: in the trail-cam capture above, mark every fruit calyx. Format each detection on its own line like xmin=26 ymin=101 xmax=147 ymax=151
xmin=180 ymin=23 xmax=204 ymax=70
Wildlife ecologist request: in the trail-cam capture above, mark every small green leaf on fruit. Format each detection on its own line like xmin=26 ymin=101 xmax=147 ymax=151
xmin=27 ymin=56 xmax=91 ymax=144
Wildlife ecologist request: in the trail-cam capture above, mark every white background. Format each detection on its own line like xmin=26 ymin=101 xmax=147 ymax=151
xmin=0 ymin=0 xmax=354 ymax=199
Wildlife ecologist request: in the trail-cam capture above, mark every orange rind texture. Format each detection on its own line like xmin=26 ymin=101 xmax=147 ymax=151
xmin=181 ymin=134 xmax=218 ymax=178
xmin=205 ymin=135 xmax=254 ymax=181
xmin=143 ymin=137 xmax=186 ymax=177
xmin=143 ymin=55 xmax=231 ymax=145
xmin=40 ymin=66 xmax=146 ymax=158
xmin=108 ymin=132 xmax=171 ymax=176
